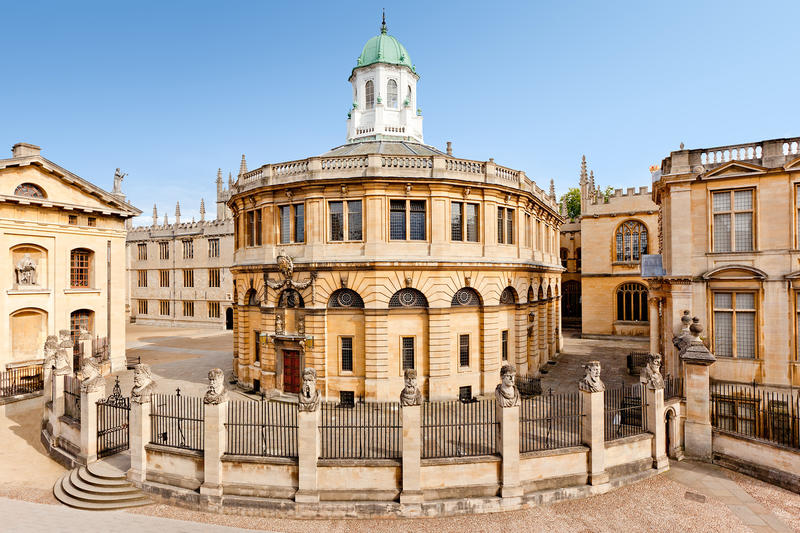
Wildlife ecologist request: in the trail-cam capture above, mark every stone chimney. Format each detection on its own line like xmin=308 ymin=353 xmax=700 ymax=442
xmin=12 ymin=142 xmax=41 ymax=158
xmin=446 ymin=141 xmax=452 ymax=156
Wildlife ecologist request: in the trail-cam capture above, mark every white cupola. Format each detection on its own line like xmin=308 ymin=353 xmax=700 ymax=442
xmin=346 ymin=14 xmax=424 ymax=144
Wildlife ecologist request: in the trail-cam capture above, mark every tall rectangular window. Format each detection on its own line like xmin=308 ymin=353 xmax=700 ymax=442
xmin=246 ymin=210 xmax=262 ymax=246
xmin=182 ymin=239 xmax=194 ymax=259
xmin=208 ymin=301 xmax=220 ymax=318
xmin=138 ymin=300 xmax=148 ymax=315
xmin=209 ymin=268 xmax=221 ymax=288
xmin=402 ymin=337 xmax=415 ymax=370
xmin=294 ymin=203 xmax=305 ymax=242
xmin=330 ymin=201 xmax=344 ymax=241
xmin=525 ymin=214 xmax=531 ymax=247
xmin=497 ymin=207 xmax=505 ymax=243
xmin=501 ymin=330 xmax=508 ymax=361
xmin=390 ymin=200 xmax=407 ymax=240
xmin=137 ymin=270 xmax=147 ymax=288
xmin=459 ymin=334 xmax=470 ymax=367
xmin=137 ymin=243 xmax=147 ymax=260
xmin=451 ymin=202 xmax=480 ymax=242
xmin=159 ymin=300 xmax=170 ymax=316
xmin=159 ymin=270 xmax=169 ymax=287
xmin=280 ymin=205 xmax=291 ymax=244
xmin=466 ymin=203 xmax=478 ymax=242
xmin=506 ymin=208 xmax=514 ymax=244
xmin=409 ymin=200 xmax=426 ymax=240
xmin=208 ymin=238 xmax=220 ymax=258
xmin=347 ymin=200 xmax=362 ymax=240
xmin=712 ymin=189 xmax=754 ymax=252
xmin=796 ymin=186 xmax=800 ymax=248
xmin=713 ymin=292 xmax=756 ymax=359
xmin=341 ymin=337 xmax=354 ymax=372
xmin=451 ymin=202 xmax=463 ymax=241
xmin=183 ymin=301 xmax=194 ymax=317
xmin=70 ymin=250 xmax=90 ymax=288
xmin=183 ymin=269 xmax=194 ymax=288
xmin=254 ymin=331 xmax=261 ymax=363
xmin=159 ymin=241 xmax=169 ymax=260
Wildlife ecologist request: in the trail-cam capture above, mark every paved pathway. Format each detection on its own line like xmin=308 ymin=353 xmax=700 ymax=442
xmin=0 ymin=497 xmax=270 ymax=533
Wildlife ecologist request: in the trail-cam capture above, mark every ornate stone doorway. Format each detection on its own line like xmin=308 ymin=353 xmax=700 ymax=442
xmin=283 ymin=349 xmax=301 ymax=394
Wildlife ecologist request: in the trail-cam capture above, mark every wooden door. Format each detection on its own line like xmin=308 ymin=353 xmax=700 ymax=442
xmin=283 ymin=349 xmax=301 ymax=394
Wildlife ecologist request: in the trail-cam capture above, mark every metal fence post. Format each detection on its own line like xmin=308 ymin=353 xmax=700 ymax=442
xmin=580 ymin=387 xmax=608 ymax=485
xmin=400 ymin=404 xmax=423 ymax=505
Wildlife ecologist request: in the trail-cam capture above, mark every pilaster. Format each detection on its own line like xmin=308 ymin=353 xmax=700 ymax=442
xmin=200 ymin=400 xmax=227 ymax=497
xmin=364 ymin=309 xmax=389 ymax=400
xmin=480 ymin=308 xmax=500 ymax=394
xmin=128 ymin=400 xmax=151 ymax=483
xmin=400 ymin=404 xmax=423 ymax=504
xmin=79 ymin=386 xmax=104 ymax=465
xmin=295 ymin=409 xmax=321 ymax=503
xmin=580 ymin=389 xmax=609 ymax=485
xmin=645 ymin=386 xmax=669 ymax=471
xmin=497 ymin=402 xmax=522 ymax=499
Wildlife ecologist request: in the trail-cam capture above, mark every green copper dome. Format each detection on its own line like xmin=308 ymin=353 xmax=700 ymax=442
xmin=355 ymin=19 xmax=415 ymax=73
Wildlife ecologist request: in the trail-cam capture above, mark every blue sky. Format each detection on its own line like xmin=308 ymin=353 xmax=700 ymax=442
xmin=2 ymin=1 xmax=799 ymax=224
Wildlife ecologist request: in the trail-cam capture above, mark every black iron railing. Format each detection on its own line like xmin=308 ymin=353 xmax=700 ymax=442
xmin=665 ymin=375 xmax=684 ymax=400
xmin=520 ymin=389 xmax=582 ymax=452
xmin=626 ymin=352 xmax=651 ymax=376
xmin=517 ymin=374 xmax=543 ymax=398
xmin=226 ymin=400 xmax=298 ymax=458
xmin=711 ymin=381 xmax=799 ymax=450
xmin=0 ymin=364 xmax=43 ymax=397
xmin=422 ymin=399 xmax=497 ymax=458
xmin=604 ymin=384 xmax=646 ymax=441
xmin=63 ymin=374 xmax=81 ymax=421
xmin=150 ymin=390 xmax=204 ymax=452
xmin=320 ymin=401 xmax=401 ymax=459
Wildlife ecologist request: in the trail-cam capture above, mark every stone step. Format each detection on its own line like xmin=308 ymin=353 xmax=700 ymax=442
xmin=87 ymin=460 xmax=127 ymax=480
xmin=53 ymin=472 xmax=151 ymax=511
xmin=60 ymin=475 xmax=149 ymax=504
xmin=69 ymin=469 xmax=140 ymax=495
xmin=76 ymin=466 xmax=128 ymax=487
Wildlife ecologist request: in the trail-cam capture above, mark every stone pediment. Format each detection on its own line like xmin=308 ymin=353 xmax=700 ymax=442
xmin=703 ymin=161 xmax=766 ymax=178
xmin=701 ymin=264 xmax=767 ymax=280
xmin=784 ymin=156 xmax=800 ymax=171
xmin=0 ymin=155 xmax=140 ymax=216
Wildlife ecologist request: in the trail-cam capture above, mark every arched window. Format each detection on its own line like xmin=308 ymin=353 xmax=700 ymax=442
xmin=527 ymin=286 xmax=534 ymax=303
xmin=499 ymin=287 xmax=517 ymax=305
xmin=406 ymin=85 xmax=412 ymax=106
xmin=560 ymin=248 xmax=569 ymax=269
xmin=245 ymin=289 xmax=259 ymax=306
xmin=387 ymin=79 xmax=398 ymax=109
xmin=389 ymin=288 xmax=428 ymax=308
xmin=615 ymin=220 xmax=648 ymax=262
xmin=365 ymin=80 xmax=374 ymax=110
xmin=328 ymin=288 xmax=365 ymax=308
xmin=616 ymin=282 xmax=648 ymax=322
xmin=14 ymin=183 xmax=45 ymax=198
xmin=70 ymin=309 xmax=94 ymax=341
xmin=451 ymin=288 xmax=481 ymax=307
xmin=278 ymin=289 xmax=304 ymax=308
xmin=70 ymin=248 xmax=92 ymax=288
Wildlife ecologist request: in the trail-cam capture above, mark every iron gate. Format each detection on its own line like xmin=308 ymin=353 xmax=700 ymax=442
xmin=97 ymin=377 xmax=130 ymax=458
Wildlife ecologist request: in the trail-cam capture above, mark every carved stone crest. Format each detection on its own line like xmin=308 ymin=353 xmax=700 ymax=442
xmin=495 ymin=364 xmax=520 ymax=407
xmin=204 ymin=368 xmax=228 ymax=404
xmin=579 ymin=360 xmax=605 ymax=393
xmin=298 ymin=367 xmax=320 ymax=412
xmin=131 ymin=364 xmax=157 ymax=404
xmin=399 ymin=369 xmax=422 ymax=406
xmin=641 ymin=353 xmax=664 ymax=390
xmin=265 ymin=250 xmax=317 ymax=292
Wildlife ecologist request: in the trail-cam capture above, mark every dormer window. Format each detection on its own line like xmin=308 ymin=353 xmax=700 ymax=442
xmin=365 ymin=80 xmax=374 ymax=110
xmin=14 ymin=183 xmax=45 ymax=199
xmin=387 ymin=79 xmax=398 ymax=109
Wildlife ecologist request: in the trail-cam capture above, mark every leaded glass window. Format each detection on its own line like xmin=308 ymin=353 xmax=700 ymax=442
xmin=365 ymin=80 xmax=374 ymax=109
xmin=387 ymin=79 xmax=398 ymax=108
xmin=452 ymin=288 xmax=481 ymax=306
xmin=402 ymin=337 xmax=415 ymax=370
xmin=328 ymin=289 xmax=365 ymax=308
xmin=14 ymin=183 xmax=45 ymax=198
xmin=389 ymin=288 xmax=428 ymax=308
xmin=713 ymin=190 xmax=754 ymax=252
xmin=330 ymin=201 xmax=344 ymax=241
xmin=348 ymin=200 xmax=362 ymax=240
xmin=713 ymin=291 xmax=756 ymax=358
xmin=615 ymin=282 xmax=648 ymax=321
xmin=390 ymin=200 xmax=406 ymax=240
xmin=615 ymin=220 xmax=648 ymax=262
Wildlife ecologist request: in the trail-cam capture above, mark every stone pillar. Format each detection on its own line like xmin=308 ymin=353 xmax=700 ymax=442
xmin=645 ymin=384 xmax=668 ymax=471
xmin=579 ymin=361 xmax=608 ymax=485
xmin=51 ymin=373 xmax=65 ymax=443
xmin=496 ymin=400 xmax=522 ymax=499
xmin=201 ymin=400 xmax=227 ymax=497
xmin=648 ymin=297 xmax=660 ymax=354
xmin=79 ymin=386 xmax=104 ymax=464
xmin=681 ymin=318 xmax=715 ymax=460
xmin=400 ymin=404 xmax=423 ymax=504
xmin=295 ymin=409 xmax=321 ymax=503
xmin=128 ymin=399 xmax=151 ymax=483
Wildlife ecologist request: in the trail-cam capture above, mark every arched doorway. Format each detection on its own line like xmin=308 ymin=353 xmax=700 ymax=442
xmin=225 ymin=307 xmax=233 ymax=330
xmin=561 ymin=280 xmax=581 ymax=321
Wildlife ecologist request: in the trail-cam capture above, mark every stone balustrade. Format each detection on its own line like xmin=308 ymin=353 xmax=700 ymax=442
xmin=662 ymin=136 xmax=800 ymax=175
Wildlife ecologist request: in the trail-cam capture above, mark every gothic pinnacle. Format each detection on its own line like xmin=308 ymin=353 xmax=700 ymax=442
xmin=239 ymin=154 xmax=248 ymax=176
xmin=199 ymin=199 xmax=206 ymax=221
xmin=152 ymin=204 xmax=158 ymax=227
xmin=580 ymin=155 xmax=588 ymax=183
xmin=549 ymin=179 xmax=556 ymax=200
xmin=175 ymin=201 xmax=181 ymax=224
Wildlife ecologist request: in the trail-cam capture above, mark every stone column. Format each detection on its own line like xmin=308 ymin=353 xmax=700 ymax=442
xmin=295 ymin=408 xmax=321 ymax=503
xmin=400 ymin=404 xmax=423 ymax=504
xmin=50 ymin=372 xmax=65 ymax=444
xmin=201 ymin=368 xmax=228 ymax=498
xmin=648 ymin=297 xmax=660 ymax=354
xmin=79 ymin=384 xmax=104 ymax=465
xmin=128 ymin=398 xmax=151 ymax=483
xmin=579 ymin=361 xmax=608 ymax=485
xmin=681 ymin=317 xmax=716 ymax=460
xmin=495 ymin=365 xmax=522 ymax=499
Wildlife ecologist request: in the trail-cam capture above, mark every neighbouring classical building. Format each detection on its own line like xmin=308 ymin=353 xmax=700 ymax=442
xmin=126 ymin=171 xmax=235 ymax=328
xmin=228 ymin=20 xmax=564 ymax=402
xmin=558 ymin=156 xmax=657 ymax=338
xmin=650 ymin=137 xmax=800 ymax=387
xmin=0 ymin=143 xmax=140 ymax=371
